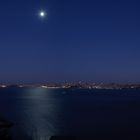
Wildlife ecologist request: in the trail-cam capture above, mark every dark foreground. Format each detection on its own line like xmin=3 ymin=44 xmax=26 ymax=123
xmin=0 ymin=88 xmax=140 ymax=140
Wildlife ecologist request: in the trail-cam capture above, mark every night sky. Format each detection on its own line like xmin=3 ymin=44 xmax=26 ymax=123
xmin=0 ymin=0 xmax=140 ymax=84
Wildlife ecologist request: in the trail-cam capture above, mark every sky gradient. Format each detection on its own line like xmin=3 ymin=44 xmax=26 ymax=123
xmin=0 ymin=0 xmax=140 ymax=83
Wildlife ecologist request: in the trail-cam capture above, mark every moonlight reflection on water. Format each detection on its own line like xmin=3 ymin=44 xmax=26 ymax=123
xmin=0 ymin=88 xmax=140 ymax=139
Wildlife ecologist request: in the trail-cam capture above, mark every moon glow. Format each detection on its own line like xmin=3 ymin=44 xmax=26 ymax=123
xmin=39 ymin=11 xmax=46 ymax=17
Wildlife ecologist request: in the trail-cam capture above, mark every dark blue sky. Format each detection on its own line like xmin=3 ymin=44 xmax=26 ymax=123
xmin=0 ymin=0 xmax=140 ymax=83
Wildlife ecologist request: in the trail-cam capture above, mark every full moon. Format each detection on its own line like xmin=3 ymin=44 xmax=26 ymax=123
xmin=40 ymin=11 xmax=45 ymax=17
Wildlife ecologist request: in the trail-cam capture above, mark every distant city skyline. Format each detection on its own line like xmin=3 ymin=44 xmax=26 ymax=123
xmin=0 ymin=0 xmax=140 ymax=83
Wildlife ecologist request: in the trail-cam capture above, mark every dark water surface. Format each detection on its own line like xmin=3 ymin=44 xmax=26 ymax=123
xmin=0 ymin=88 xmax=140 ymax=140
